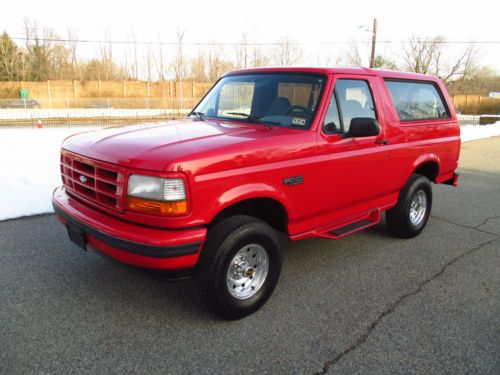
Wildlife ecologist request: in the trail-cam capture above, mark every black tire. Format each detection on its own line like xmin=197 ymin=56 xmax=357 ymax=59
xmin=193 ymin=215 xmax=282 ymax=320
xmin=386 ymin=174 xmax=433 ymax=238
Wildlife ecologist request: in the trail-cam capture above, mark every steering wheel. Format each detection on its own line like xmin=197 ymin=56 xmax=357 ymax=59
xmin=286 ymin=105 xmax=308 ymax=116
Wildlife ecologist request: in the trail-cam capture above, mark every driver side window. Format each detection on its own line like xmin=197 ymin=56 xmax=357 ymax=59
xmin=335 ymin=80 xmax=377 ymax=132
xmin=322 ymin=93 xmax=341 ymax=134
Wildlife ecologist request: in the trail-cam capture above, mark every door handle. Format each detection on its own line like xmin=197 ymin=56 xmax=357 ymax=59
xmin=375 ymin=139 xmax=389 ymax=145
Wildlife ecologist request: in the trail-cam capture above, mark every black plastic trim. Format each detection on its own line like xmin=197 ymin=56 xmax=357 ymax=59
xmin=442 ymin=172 xmax=460 ymax=186
xmin=53 ymin=202 xmax=201 ymax=259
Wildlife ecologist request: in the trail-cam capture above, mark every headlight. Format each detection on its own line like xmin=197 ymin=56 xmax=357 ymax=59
xmin=126 ymin=174 xmax=188 ymax=215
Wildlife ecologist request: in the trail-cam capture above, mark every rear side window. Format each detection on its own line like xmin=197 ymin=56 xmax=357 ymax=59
xmin=385 ymin=80 xmax=450 ymax=121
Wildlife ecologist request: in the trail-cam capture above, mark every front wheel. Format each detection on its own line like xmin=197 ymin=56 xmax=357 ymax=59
xmin=386 ymin=174 xmax=433 ymax=238
xmin=193 ymin=215 xmax=282 ymax=320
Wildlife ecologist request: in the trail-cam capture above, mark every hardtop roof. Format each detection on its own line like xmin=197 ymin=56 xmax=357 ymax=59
xmin=224 ymin=66 xmax=441 ymax=82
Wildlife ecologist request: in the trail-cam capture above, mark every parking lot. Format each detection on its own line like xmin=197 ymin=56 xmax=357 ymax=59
xmin=1 ymin=137 xmax=499 ymax=374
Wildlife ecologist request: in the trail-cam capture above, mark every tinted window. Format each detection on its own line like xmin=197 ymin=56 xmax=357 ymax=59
xmin=385 ymin=80 xmax=450 ymax=121
xmin=335 ymin=80 xmax=376 ymax=132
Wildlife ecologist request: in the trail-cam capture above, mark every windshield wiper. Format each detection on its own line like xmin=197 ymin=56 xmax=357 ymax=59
xmin=189 ymin=111 xmax=205 ymax=120
xmin=227 ymin=112 xmax=273 ymax=129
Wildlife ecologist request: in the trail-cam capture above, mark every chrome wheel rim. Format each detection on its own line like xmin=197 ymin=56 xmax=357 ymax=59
xmin=409 ymin=190 xmax=427 ymax=226
xmin=226 ymin=244 xmax=269 ymax=300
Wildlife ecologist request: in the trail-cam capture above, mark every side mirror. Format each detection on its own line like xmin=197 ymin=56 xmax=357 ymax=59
xmin=323 ymin=122 xmax=339 ymax=134
xmin=347 ymin=117 xmax=380 ymax=137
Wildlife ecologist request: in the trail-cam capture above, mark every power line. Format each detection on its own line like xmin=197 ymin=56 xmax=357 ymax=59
xmin=7 ymin=36 xmax=500 ymax=46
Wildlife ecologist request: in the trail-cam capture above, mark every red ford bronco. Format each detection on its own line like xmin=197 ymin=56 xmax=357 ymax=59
xmin=53 ymin=67 xmax=460 ymax=319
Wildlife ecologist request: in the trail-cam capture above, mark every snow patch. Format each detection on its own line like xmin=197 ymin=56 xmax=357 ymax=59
xmin=0 ymin=128 xmax=90 ymax=221
xmin=460 ymin=122 xmax=500 ymax=142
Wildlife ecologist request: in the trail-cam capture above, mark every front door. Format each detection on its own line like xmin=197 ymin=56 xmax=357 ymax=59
xmin=313 ymin=74 xmax=392 ymax=227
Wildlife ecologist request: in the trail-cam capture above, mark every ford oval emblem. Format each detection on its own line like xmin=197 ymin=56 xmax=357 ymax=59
xmin=79 ymin=175 xmax=88 ymax=183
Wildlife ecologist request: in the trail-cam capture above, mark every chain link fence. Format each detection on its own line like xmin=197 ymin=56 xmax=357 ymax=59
xmin=0 ymin=108 xmax=190 ymax=129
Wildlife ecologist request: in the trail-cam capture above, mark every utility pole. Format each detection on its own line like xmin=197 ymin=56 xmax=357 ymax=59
xmin=369 ymin=18 xmax=377 ymax=68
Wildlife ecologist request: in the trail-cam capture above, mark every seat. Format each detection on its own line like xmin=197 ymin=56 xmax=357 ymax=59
xmin=266 ymin=97 xmax=291 ymax=116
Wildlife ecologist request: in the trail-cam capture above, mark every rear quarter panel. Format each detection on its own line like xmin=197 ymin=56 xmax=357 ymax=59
xmin=377 ymin=75 xmax=461 ymax=191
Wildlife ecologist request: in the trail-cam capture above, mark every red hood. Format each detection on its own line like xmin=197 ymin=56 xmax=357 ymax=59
xmin=62 ymin=119 xmax=295 ymax=171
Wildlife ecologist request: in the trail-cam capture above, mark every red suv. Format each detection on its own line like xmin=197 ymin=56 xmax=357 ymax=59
xmin=53 ymin=67 xmax=460 ymax=319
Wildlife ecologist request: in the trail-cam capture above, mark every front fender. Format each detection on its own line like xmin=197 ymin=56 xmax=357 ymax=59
xmin=212 ymin=182 xmax=288 ymax=219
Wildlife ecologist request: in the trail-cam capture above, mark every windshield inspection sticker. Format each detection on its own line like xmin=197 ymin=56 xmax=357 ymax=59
xmin=292 ymin=117 xmax=306 ymax=126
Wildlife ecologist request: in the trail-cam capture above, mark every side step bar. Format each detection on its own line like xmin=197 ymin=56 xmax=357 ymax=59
xmin=315 ymin=210 xmax=381 ymax=240
xmin=330 ymin=219 xmax=374 ymax=236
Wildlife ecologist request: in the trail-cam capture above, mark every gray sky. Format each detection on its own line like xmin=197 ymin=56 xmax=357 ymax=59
xmin=2 ymin=0 xmax=499 ymax=75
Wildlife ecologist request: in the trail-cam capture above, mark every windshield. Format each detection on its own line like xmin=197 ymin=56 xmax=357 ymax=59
xmin=191 ymin=73 xmax=326 ymax=129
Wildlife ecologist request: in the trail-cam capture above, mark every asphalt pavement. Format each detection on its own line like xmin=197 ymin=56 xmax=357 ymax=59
xmin=1 ymin=137 xmax=499 ymax=374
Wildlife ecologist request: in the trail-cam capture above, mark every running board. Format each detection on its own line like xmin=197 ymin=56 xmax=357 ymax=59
xmin=315 ymin=211 xmax=381 ymax=240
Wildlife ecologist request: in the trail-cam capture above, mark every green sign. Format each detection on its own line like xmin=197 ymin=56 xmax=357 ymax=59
xmin=20 ymin=89 xmax=28 ymax=99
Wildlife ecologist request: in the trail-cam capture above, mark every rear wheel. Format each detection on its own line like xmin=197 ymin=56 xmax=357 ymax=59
xmin=386 ymin=174 xmax=432 ymax=238
xmin=193 ymin=215 xmax=282 ymax=320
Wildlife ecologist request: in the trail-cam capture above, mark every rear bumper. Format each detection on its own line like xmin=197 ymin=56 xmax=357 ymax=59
xmin=52 ymin=186 xmax=206 ymax=269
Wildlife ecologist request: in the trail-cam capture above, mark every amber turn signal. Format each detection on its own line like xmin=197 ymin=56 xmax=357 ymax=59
xmin=126 ymin=196 xmax=188 ymax=215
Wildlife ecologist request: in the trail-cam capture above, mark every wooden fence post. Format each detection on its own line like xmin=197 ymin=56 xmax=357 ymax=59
xmin=72 ymin=80 xmax=78 ymax=106
xmin=169 ymin=81 xmax=174 ymax=109
xmin=47 ymin=80 xmax=52 ymax=108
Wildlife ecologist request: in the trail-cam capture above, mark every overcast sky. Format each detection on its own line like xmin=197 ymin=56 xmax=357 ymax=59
xmin=2 ymin=0 xmax=499 ymax=74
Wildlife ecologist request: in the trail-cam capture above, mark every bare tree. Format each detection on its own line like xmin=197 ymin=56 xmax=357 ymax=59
xmin=156 ymin=33 xmax=165 ymax=81
xmin=23 ymin=19 xmax=57 ymax=80
xmin=272 ymin=37 xmax=302 ymax=66
xmin=146 ymin=48 xmax=153 ymax=82
xmin=129 ymin=28 xmax=139 ymax=80
xmin=346 ymin=40 xmax=363 ymax=66
xmin=235 ymin=32 xmax=250 ymax=69
xmin=171 ymin=28 xmax=187 ymax=109
xmin=206 ymin=45 xmax=234 ymax=81
xmin=66 ymin=29 xmax=80 ymax=79
xmin=189 ymin=50 xmax=208 ymax=82
xmin=251 ymin=45 xmax=270 ymax=67
xmin=403 ymin=36 xmax=479 ymax=84
xmin=171 ymin=28 xmax=188 ymax=81
xmin=403 ymin=36 xmax=437 ymax=74
xmin=454 ymin=44 xmax=480 ymax=92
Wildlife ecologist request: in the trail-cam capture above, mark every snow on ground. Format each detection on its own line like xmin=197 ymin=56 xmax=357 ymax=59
xmin=460 ymin=122 xmax=500 ymax=142
xmin=0 ymin=128 xmax=91 ymax=221
xmin=1 ymin=122 xmax=500 ymax=221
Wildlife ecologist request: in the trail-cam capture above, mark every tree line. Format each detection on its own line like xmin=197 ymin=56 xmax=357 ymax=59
xmin=0 ymin=21 xmax=498 ymax=96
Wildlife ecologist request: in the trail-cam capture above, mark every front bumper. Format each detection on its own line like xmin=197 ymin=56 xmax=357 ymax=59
xmin=52 ymin=186 xmax=206 ymax=269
